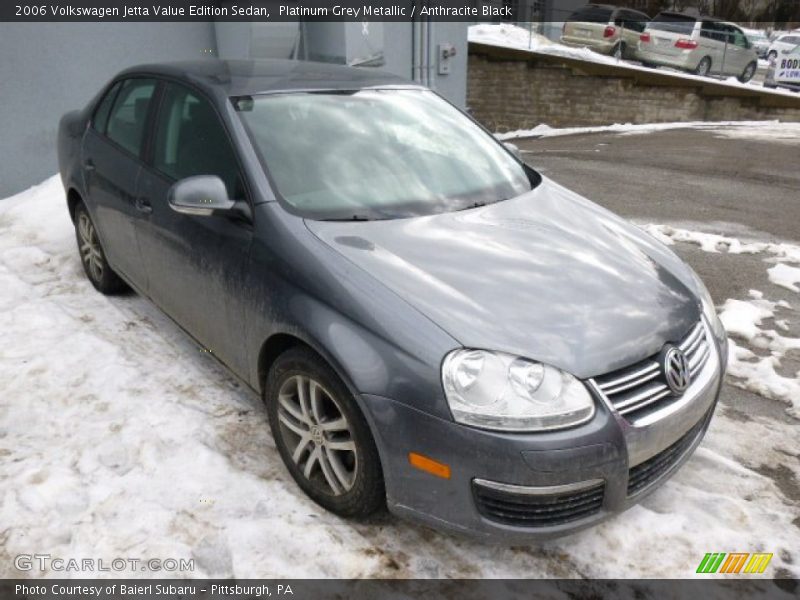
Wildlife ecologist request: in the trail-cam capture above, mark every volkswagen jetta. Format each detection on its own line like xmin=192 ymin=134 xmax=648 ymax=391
xmin=57 ymin=60 xmax=727 ymax=541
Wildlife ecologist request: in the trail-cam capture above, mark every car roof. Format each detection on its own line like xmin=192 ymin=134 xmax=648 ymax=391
xmin=117 ymin=59 xmax=415 ymax=97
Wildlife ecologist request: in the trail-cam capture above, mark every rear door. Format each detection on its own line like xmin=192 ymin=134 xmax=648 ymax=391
xmin=134 ymin=81 xmax=253 ymax=374
xmin=82 ymin=77 xmax=158 ymax=288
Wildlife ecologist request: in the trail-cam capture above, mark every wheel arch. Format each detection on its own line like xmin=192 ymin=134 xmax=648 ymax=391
xmin=67 ymin=187 xmax=83 ymax=223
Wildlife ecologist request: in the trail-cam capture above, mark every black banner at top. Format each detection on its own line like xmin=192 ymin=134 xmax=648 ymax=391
xmin=4 ymin=0 xmax=517 ymax=22
xmin=3 ymin=0 xmax=799 ymax=23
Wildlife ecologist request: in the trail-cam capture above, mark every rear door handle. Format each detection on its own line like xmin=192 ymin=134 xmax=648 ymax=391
xmin=84 ymin=160 xmax=95 ymax=172
xmin=135 ymin=197 xmax=152 ymax=214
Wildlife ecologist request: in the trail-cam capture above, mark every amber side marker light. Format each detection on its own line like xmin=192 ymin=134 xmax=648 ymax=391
xmin=408 ymin=452 xmax=451 ymax=479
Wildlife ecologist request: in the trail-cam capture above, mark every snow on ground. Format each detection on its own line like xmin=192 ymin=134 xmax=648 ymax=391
xmin=1 ymin=177 xmax=798 ymax=582
xmin=469 ymin=23 xmax=800 ymax=99
xmin=649 ymin=225 xmax=800 ymax=418
xmin=769 ymin=263 xmax=800 ymax=292
xmin=498 ymin=120 xmax=800 ymax=143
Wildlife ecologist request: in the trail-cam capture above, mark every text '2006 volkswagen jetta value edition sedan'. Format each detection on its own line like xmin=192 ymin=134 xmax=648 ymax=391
xmin=58 ymin=60 xmax=727 ymax=541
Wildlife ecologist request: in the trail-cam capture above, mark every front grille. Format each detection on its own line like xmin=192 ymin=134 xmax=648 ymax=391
xmin=473 ymin=480 xmax=605 ymax=527
xmin=626 ymin=416 xmax=706 ymax=496
xmin=592 ymin=321 xmax=710 ymax=421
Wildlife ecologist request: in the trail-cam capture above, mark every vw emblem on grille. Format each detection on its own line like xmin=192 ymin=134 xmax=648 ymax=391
xmin=663 ymin=346 xmax=691 ymax=394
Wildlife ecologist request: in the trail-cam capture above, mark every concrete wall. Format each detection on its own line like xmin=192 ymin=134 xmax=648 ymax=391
xmin=0 ymin=23 xmax=216 ymax=197
xmin=468 ymin=42 xmax=800 ymax=132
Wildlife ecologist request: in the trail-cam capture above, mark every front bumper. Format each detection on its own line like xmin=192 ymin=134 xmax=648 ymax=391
xmin=364 ymin=325 xmax=724 ymax=542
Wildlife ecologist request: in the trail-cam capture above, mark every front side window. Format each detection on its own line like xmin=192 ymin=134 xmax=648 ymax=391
xmin=731 ymin=28 xmax=748 ymax=48
xmin=237 ymin=89 xmax=534 ymax=220
xmin=152 ymin=83 xmax=242 ymax=199
xmin=105 ymin=78 xmax=157 ymax=157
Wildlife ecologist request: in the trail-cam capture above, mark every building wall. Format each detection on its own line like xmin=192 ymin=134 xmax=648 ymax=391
xmin=0 ymin=21 xmax=467 ymax=198
xmin=467 ymin=43 xmax=800 ymax=131
xmin=0 ymin=23 xmax=216 ymax=197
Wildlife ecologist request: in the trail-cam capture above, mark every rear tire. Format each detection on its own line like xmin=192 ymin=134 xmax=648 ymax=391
xmin=738 ymin=62 xmax=757 ymax=83
xmin=694 ymin=56 xmax=712 ymax=77
xmin=74 ymin=203 xmax=127 ymax=294
xmin=265 ymin=346 xmax=385 ymax=518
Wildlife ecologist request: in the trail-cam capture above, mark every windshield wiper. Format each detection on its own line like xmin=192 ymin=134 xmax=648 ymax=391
xmin=458 ymin=201 xmax=489 ymax=211
xmin=322 ymin=215 xmax=372 ymax=222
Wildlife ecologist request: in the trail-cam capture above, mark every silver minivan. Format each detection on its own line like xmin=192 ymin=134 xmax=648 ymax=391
xmin=561 ymin=3 xmax=650 ymax=60
xmin=637 ymin=12 xmax=758 ymax=82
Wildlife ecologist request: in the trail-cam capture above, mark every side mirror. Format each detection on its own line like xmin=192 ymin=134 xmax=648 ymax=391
xmin=168 ymin=175 xmax=235 ymax=216
xmin=503 ymin=141 xmax=523 ymax=160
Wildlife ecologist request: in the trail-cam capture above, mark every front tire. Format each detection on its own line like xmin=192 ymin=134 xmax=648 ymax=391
xmin=739 ymin=62 xmax=757 ymax=83
xmin=74 ymin=203 xmax=127 ymax=294
xmin=265 ymin=347 xmax=385 ymax=518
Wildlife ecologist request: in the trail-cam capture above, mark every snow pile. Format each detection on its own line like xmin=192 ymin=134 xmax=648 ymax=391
xmin=1 ymin=177 xmax=798 ymax=579
xmin=643 ymin=223 xmax=800 ymax=263
xmin=468 ymin=23 xmax=554 ymax=52
xmin=497 ymin=120 xmax=800 ymax=142
xmin=768 ymin=263 xmax=800 ymax=292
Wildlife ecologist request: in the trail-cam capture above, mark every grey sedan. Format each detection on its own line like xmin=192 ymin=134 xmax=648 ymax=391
xmin=57 ymin=60 xmax=727 ymax=541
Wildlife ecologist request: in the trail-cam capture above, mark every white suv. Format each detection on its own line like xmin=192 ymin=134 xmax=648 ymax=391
xmin=767 ymin=33 xmax=800 ymax=60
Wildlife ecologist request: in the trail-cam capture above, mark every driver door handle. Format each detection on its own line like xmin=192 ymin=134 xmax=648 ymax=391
xmin=135 ymin=197 xmax=152 ymax=214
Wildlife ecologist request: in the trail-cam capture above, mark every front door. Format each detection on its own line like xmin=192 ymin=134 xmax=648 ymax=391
xmin=135 ymin=82 xmax=253 ymax=375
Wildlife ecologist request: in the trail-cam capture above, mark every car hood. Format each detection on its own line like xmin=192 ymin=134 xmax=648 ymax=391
xmin=305 ymin=178 xmax=701 ymax=379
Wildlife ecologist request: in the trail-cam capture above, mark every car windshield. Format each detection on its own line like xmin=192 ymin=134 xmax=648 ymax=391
xmin=236 ymin=89 xmax=534 ymax=220
xmin=647 ymin=13 xmax=696 ymax=34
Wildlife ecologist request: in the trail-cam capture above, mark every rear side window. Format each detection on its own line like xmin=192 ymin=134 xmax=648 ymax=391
xmin=152 ymin=83 xmax=243 ymax=199
xmin=92 ymin=82 xmax=120 ymax=133
xmin=619 ymin=10 xmax=648 ymax=33
xmin=106 ymin=78 xmax=157 ymax=157
xmin=566 ymin=6 xmax=613 ymax=23
xmin=648 ymin=13 xmax=696 ymax=35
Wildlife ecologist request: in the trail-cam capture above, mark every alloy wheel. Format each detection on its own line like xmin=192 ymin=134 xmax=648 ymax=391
xmin=276 ymin=374 xmax=358 ymax=496
xmin=78 ymin=212 xmax=104 ymax=282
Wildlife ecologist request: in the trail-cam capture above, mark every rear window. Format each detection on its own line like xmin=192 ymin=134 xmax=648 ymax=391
xmin=566 ymin=6 xmax=613 ymax=23
xmin=647 ymin=12 xmax=697 ymax=35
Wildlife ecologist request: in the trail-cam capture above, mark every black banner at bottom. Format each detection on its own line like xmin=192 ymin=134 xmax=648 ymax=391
xmin=2 ymin=579 xmax=798 ymax=600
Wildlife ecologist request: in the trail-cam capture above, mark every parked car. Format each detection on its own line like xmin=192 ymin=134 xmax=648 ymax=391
xmin=767 ymin=33 xmax=800 ymax=59
xmin=764 ymin=44 xmax=800 ymax=91
xmin=638 ymin=12 xmax=758 ymax=82
xmin=57 ymin=60 xmax=727 ymax=541
xmin=742 ymin=27 xmax=770 ymax=58
xmin=561 ymin=3 xmax=650 ymax=59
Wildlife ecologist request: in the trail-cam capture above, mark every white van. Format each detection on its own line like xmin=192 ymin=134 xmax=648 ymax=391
xmin=637 ymin=12 xmax=758 ymax=82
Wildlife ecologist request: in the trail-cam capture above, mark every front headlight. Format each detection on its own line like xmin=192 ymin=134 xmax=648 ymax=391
xmin=690 ymin=269 xmax=726 ymax=343
xmin=441 ymin=350 xmax=595 ymax=432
